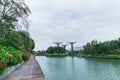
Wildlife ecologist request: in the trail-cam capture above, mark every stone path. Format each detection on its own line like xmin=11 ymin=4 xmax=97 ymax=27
xmin=0 ymin=56 xmax=45 ymax=80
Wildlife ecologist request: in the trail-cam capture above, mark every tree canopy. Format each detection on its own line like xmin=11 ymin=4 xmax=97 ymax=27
xmin=82 ymin=38 xmax=120 ymax=55
xmin=0 ymin=0 xmax=34 ymax=52
xmin=46 ymin=46 xmax=66 ymax=54
xmin=0 ymin=0 xmax=31 ymax=37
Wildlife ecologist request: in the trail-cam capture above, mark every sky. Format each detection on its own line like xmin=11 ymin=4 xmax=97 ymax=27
xmin=25 ymin=0 xmax=120 ymax=51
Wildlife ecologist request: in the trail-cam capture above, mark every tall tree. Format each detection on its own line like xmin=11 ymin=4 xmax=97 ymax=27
xmin=0 ymin=0 xmax=31 ymax=37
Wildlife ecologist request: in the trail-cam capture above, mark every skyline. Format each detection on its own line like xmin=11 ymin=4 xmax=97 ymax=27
xmin=26 ymin=0 xmax=120 ymax=50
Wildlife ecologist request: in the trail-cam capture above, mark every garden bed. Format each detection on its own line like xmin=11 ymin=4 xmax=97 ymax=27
xmin=0 ymin=62 xmax=24 ymax=79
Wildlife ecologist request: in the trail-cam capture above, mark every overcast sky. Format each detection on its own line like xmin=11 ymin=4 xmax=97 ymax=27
xmin=26 ymin=0 xmax=120 ymax=51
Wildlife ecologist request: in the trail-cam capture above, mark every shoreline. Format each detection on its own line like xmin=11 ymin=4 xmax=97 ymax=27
xmin=36 ymin=54 xmax=120 ymax=60
xmin=81 ymin=55 xmax=120 ymax=59
xmin=34 ymin=57 xmax=45 ymax=78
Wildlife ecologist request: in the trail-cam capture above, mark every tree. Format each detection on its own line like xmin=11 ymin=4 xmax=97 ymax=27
xmin=46 ymin=46 xmax=66 ymax=54
xmin=46 ymin=46 xmax=54 ymax=54
xmin=82 ymin=38 xmax=120 ymax=55
xmin=4 ymin=30 xmax=35 ymax=52
xmin=0 ymin=0 xmax=35 ymax=52
xmin=17 ymin=31 xmax=35 ymax=52
xmin=0 ymin=0 xmax=31 ymax=37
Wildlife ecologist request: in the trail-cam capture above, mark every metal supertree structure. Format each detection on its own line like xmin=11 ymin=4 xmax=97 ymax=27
xmin=53 ymin=42 xmax=63 ymax=47
xmin=67 ymin=42 xmax=77 ymax=52
xmin=61 ymin=44 xmax=68 ymax=50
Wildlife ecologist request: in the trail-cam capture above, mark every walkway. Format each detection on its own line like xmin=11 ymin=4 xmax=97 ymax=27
xmin=0 ymin=56 xmax=45 ymax=80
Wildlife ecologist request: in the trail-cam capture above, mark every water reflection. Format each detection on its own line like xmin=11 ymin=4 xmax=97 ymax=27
xmin=84 ymin=58 xmax=120 ymax=80
xmin=36 ymin=56 xmax=120 ymax=80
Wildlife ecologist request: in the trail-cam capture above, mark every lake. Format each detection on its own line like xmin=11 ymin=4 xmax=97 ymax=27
xmin=36 ymin=56 xmax=120 ymax=80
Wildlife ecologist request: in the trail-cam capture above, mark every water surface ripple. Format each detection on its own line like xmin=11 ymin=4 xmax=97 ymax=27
xmin=36 ymin=56 xmax=120 ymax=80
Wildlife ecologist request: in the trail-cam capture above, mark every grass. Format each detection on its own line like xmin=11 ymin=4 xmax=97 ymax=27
xmin=81 ymin=54 xmax=120 ymax=59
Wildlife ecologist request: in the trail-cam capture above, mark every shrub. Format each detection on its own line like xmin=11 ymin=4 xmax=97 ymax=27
xmin=0 ymin=47 xmax=8 ymax=74
xmin=0 ymin=46 xmax=31 ymax=74
xmin=0 ymin=38 xmax=20 ymax=50
xmin=22 ymin=52 xmax=30 ymax=61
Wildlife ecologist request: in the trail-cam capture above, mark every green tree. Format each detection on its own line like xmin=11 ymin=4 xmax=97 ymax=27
xmin=4 ymin=30 xmax=35 ymax=52
xmin=82 ymin=38 xmax=120 ymax=55
xmin=17 ymin=31 xmax=35 ymax=52
xmin=46 ymin=46 xmax=66 ymax=54
xmin=46 ymin=46 xmax=54 ymax=54
xmin=0 ymin=0 xmax=31 ymax=37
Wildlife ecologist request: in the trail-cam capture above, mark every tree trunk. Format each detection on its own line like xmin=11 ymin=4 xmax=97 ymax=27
xmin=0 ymin=23 xmax=4 ymax=37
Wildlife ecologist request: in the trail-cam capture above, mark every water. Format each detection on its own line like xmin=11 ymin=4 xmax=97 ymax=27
xmin=36 ymin=56 xmax=120 ymax=80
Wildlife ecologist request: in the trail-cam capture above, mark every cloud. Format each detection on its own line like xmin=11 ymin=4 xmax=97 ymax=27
xmin=26 ymin=0 xmax=120 ymax=50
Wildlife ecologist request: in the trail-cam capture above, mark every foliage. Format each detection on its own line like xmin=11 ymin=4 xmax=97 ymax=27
xmin=46 ymin=46 xmax=66 ymax=54
xmin=17 ymin=31 xmax=35 ymax=52
xmin=68 ymin=51 xmax=80 ymax=57
xmin=0 ymin=0 xmax=34 ymax=75
xmin=4 ymin=30 xmax=35 ymax=52
xmin=22 ymin=52 xmax=31 ymax=61
xmin=0 ymin=38 xmax=20 ymax=50
xmin=35 ymin=50 xmax=46 ymax=56
xmin=0 ymin=0 xmax=31 ymax=37
xmin=0 ymin=47 xmax=8 ymax=74
xmin=0 ymin=46 xmax=31 ymax=75
xmin=45 ymin=53 xmax=67 ymax=57
xmin=82 ymin=38 xmax=120 ymax=56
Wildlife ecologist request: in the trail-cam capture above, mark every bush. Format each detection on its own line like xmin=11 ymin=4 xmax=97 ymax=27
xmin=0 ymin=46 xmax=31 ymax=74
xmin=22 ymin=52 xmax=31 ymax=61
xmin=46 ymin=46 xmax=66 ymax=54
xmin=0 ymin=38 xmax=20 ymax=50
xmin=0 ymin=47 xmax=8 ymax=74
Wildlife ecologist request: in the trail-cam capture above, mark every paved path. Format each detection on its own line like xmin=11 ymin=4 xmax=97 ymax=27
xmin=0 ymin=56 xmax=45 ymax=80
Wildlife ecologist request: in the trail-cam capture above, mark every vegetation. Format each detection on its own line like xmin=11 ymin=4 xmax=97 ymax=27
xmin=45 ymin=53 xmax=67 ymax=57
xmin=34 ymin=50 xmax=46 ymax=56
xmin=46 ymin=46 xmax=66 ymax=55
xmin=35 ymin=47 xmax=81 ymax=57
xmin=81 ymin=39 xmax=120 ymax=59
xmin=0 ymin=0 xmax=34 ymax=75
xmin=0 ymin=0 xmax=31 ymax=37
xmin=35 ymin=46 xmax=67 ymax=57
xmin=68 ymin=51 xmax=80 ymax=57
